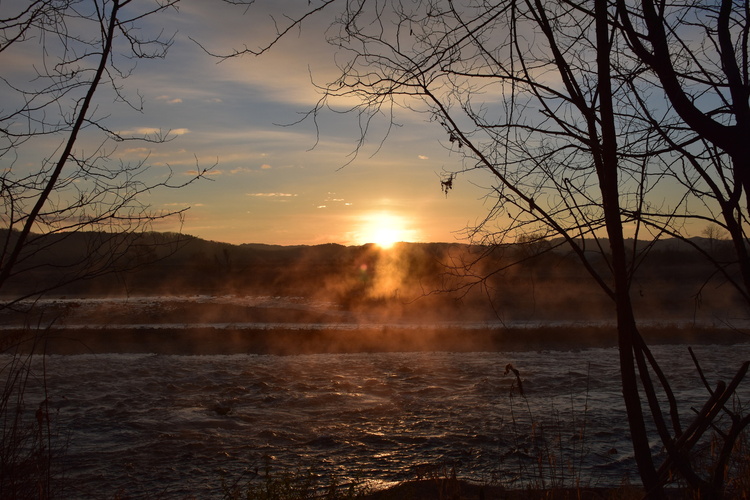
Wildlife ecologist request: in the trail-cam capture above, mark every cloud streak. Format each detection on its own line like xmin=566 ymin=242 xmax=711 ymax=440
xmin=247 ymin=192 xmax=298 ymax=197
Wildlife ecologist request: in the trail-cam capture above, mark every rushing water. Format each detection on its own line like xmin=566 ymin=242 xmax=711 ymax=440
xmin=11 ymin=340 xmax=748 ymax=498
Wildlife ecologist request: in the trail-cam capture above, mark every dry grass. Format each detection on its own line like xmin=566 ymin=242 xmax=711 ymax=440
xmin=362 ymin=479 xmax=671 ymax=500
xmin=1 ymin=329 xmax=67 ymax=499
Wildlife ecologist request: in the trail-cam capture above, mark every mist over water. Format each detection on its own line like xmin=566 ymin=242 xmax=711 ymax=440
xmin=5 ymin=237 xmax=747 ymax=326
xmin=17 ymin=342 xmax=750 ymax=498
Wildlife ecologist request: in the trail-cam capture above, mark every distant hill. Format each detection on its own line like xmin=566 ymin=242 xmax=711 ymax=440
xmin=0 ymin=229 xmax=745 ymax=323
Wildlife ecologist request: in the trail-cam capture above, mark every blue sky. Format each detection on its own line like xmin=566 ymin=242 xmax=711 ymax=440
xmin=2 ymin=0 xmax=494 ymax=246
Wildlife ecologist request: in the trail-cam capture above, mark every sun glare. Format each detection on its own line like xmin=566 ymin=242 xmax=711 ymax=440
xmin=372 ymin=227 xmax=400 ymax=249
xmin=357 ymin=212 xmax=414 ymax=248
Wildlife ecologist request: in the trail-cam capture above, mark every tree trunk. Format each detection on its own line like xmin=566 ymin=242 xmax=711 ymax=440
xmin=594 ymin=1 xmax=664 ymax=496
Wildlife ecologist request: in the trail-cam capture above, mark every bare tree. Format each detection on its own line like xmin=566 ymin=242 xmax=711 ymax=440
xmin=0 ymin=0 xmax=209 ymax=304
xmin=616 ymin=0 xmax=750 ymax=304
xmin=224 ymin=0 xmax=749 ymax=496
xmin=0 ymin=1 xmax=209 ymax=495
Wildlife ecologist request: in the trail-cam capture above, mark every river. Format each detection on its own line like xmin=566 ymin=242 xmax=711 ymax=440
xmin=13 ymin=340 xmax=749 ymax=498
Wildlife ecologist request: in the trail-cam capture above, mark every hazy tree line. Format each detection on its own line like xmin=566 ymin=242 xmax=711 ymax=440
xmin=1 ymin=227 xmax=743 ymax=326
xmin=2 ymin=0 xmax=750 ymax=498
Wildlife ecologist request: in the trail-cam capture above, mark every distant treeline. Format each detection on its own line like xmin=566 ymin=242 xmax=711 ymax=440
xmin=0 ymin=229 xmax=745 ymax=322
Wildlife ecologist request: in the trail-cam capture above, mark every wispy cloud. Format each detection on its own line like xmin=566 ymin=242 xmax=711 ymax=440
xmin=163 ymin=202 xmax=205 ymax=207
xmin=321 ymin=193 xmax=353 ymax=206
xmin=117 ymin=127 xmax=190 ymax=138
xmin=229 ymin=166 xmax=255 ymax=174
xmin=185 ymin=169 xmax=222 ymax=176
xmin=156 ymin=95 xmax=183 ymax=104
xmin=247 ymin=192 xmax=297 ymax=197
xmin=418 ymin=155 xmax=429 ymax=160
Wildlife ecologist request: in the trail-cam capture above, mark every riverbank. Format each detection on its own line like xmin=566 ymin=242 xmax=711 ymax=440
xmin=3 ymin=295 xmax=747 ymax=355
xmin=3 ymin=322 xmax=748 ymax=355
xmin=362 ymin=479 xmax=692 ymax=499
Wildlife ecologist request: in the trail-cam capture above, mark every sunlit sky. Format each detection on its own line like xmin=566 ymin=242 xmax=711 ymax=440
xmin=3 ymin=0 xmax=500 ymax=247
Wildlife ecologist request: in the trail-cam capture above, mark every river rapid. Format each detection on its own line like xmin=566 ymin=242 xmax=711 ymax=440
xmin=13 ymin=340 xmax=750 ymax=498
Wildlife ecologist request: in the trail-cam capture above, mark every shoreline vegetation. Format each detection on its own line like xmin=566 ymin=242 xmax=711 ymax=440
xmin=360 ymin=479 xmax=690 ymax=499
xmin=2 ymin=293 xmax=748 ymax=355
xmin=4 ymin=323 xmax=748 ymax=355
xmin=225 ymin=474 xmax=696 ymax=500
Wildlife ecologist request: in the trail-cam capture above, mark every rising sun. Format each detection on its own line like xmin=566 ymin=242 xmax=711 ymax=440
xmin=357 ymin=212 xmax=413 ymax=248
